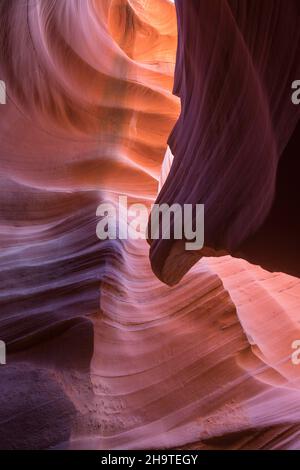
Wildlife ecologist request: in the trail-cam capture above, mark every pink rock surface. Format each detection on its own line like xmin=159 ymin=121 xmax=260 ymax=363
xmin=0 ymin=0 xmax=299 ymax=450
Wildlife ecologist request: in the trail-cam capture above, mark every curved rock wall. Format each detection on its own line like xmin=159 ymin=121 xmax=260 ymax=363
xmin=0 ymin=0 xmax=299 ymax=450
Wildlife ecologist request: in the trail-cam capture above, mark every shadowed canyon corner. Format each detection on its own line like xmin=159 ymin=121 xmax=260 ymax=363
xmin=0 ymin=0 xmax=300 ymax=454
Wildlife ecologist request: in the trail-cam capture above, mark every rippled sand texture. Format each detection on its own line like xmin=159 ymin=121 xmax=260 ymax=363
xmin=0 ymin=0 xmax=300 ymax=450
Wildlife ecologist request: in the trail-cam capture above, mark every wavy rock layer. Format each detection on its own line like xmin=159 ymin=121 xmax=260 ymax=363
xmin=0 ymin=0 xmax=299 ymax=450
xmin=149 ymin=0 xmax=300 ymax=285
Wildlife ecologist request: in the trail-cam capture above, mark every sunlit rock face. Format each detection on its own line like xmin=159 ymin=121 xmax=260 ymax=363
xmin=0 ymin=0 xmax=300 ymax=450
